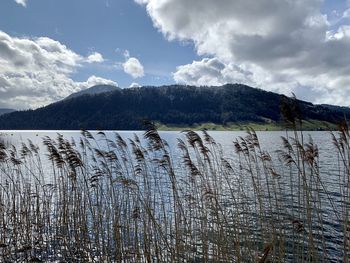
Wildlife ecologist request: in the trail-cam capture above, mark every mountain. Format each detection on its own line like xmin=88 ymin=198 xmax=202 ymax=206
xmin=0 ymin=84 xmax=348 ymax=130
xmin=321 ymin=104 xmax=350 ymax=116
xmin=0 ymin=108 xmax=16 ymax=116
xmin=65 ymin=84 xmax=119 ymax=100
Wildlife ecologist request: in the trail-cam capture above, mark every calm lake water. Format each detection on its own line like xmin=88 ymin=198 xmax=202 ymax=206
xmin=0 ymin=129 xmax=339 ymax=182
xmin=0 ymin=130 xmax=336 ymax=157
xmin=0 ymin=130 xmax=342 ymax=208
xmin=0 ymin=130 xmax=347 ymax=261
xmin=2 ymin=129 xmax=340 ymax=198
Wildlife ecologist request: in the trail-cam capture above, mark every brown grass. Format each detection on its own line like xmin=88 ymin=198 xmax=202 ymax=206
xmin=0 ymin=122 xmax=348 ymax=262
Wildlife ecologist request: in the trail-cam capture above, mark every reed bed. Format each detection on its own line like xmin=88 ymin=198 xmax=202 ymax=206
xmin=0 ymin=122 xmax=348 ymax=262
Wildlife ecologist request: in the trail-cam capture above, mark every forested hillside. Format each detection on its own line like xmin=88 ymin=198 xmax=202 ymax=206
xmin=0 ymin=84 xmax=346 ymax=130
xmin=0 ymin=109 xmax=15 ymax=116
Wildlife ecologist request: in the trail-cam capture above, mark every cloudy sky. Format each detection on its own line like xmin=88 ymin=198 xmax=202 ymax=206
xmin=1 ymin=0 xmax=350 ymax=109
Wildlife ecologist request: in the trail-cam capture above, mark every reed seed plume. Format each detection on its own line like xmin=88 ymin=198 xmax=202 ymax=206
xmin=0 ymin=123 xmax=348 ymax=262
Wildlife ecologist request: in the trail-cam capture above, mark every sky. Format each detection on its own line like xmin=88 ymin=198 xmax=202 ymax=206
xmin=1 ymin=0 xmax=350 ymax=109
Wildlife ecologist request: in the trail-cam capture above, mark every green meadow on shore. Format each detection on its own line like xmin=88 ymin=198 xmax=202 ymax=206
xmin=156 ymin=119 xmax=338 ymax=131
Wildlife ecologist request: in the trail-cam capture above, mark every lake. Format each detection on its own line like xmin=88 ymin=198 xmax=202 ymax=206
xmin=0 ymin=130 xmax=348 ymax=262
xmin=0 ymin=129 xmax=338 ymax=169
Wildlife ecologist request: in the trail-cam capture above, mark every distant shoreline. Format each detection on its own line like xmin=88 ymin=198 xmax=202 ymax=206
xmin=156 ymin=120 xmax=338 ymax=131
xmin=0 ymin=119 xmax=338 ymax=132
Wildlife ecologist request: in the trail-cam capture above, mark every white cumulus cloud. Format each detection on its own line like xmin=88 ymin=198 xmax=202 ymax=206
xmin=0 ymin=31 xmax=115 ymax=109
xmin=136 ymin=0 xmax=350 ymax=106
xmin=174 ymin=58 xmax=255 ymax=87
xmin=86 ymin=52 xmax=104 ymax=63
xmin=81 ymin=75 xmax=118 ymax=88
xmin=14 ymin=0 xmax=26 ymax=7
xmin=129 ymin=82 xmax=141 ymax=88
xmin=123 ymin=57 xmax=145 ymax=78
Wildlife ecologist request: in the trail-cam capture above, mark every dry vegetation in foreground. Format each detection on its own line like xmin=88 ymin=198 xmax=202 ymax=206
xmin=0 ymin=119 xmax=349 ymax=262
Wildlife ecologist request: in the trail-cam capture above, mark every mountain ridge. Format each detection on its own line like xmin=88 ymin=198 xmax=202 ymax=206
xmin=65 ymin=84 xmax=119 ymax=100
xmin=0 ymin=84 xmax=347 ymax=130
xmin=0 ymin=108 xmax=16 ymax=116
